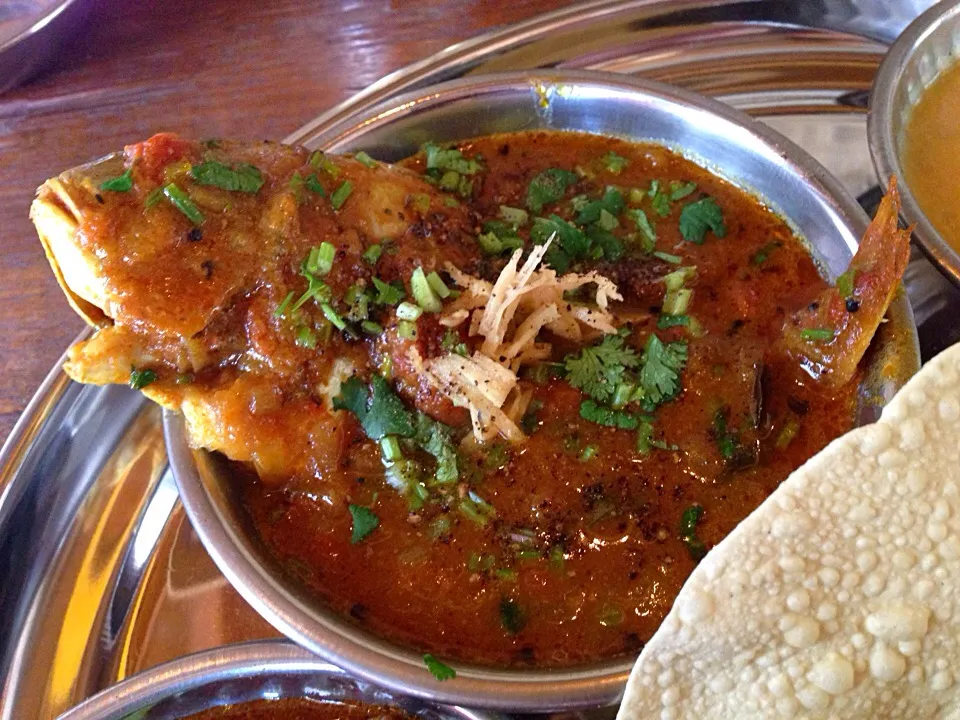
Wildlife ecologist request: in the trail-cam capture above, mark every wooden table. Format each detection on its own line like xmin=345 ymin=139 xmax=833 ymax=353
xmin=0 ymin=0 xmax=576 ymax=444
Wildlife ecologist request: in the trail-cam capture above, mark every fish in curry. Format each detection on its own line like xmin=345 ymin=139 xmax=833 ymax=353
xmin=30 ymin=131 xmax=909 ymax=671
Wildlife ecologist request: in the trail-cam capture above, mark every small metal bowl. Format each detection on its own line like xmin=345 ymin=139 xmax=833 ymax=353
xmin=167 ymin=71 xmax=919 ymax=711
xmin=55 ymin=641 xmax=496 ymax=720
xmin=868 ymin=0 xmax=960 ymax=286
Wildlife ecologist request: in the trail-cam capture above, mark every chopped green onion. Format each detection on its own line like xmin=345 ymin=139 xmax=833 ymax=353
xmin=362 ymin=244 xmax=383 ymax=265
xmin=371 ymin=277 xmax=405 ymax=306
xmin=499 ymin=205 xmax=529 ymax=228
xmin=658 ymin=314 xmax=690 ymax=329
xmin=836 ymin=269 xmax=856 ymax=298
xmin=426 ymin=271 xmax=451 ymax=298
xmin=129 ymin=367 xmax=156 ymax=389
xmin=295 ymin=326 xmax=317 ymax=349
xmin=411 ymin=267 xmax=442 ymax=313
xmin=680 ymin=505 xmax=707 ymax=561
xmin=776 ymin=417 xmax=800 ymax=449
xmin=361 ymin=320 xmax=383 ymax=335
xmin=653 ymin=250 xmax=682 ymax=265
xmin=330 ymin=181 xmax=353 ymax=210
xmin=354 ymin=151 xmax=377 ymax=168
xmin=319 ymin=303 xmax=347 ymax=331
xmin=162 ymin=183 xmax=205 ymax=225
xmin=100 ymin=168 xmax=133 ymax=192
xmin=396 ymin=301 xmax=423 ymax=321
xmin=380 ymin=436 xmax=403 ymax=462
xmin=669 ymin=181 xmax=697 ymax=201
xmin=144 ymin=187 xmax=164 ymax=208
xmin=315 ymin=242 xmax=336 ymax=275
xmin=273 ymin=291 xmax=295 ymax=318
xmin=663 ymin=266 xmax=696 ymax=291
xmin=597 ymin=208 xmax=619 ymax=231
xmin=663 ymin=288 xmax=692 ymax=316
xmin=800 ymin=327 xmax=835 ymax=342
xmin=579 ymin=445 xmax=598 ymax=461
xmin=398 ymin=320 xmax=417 ymax=339
xmin=309 ymin=151 xmax=340 ymax=177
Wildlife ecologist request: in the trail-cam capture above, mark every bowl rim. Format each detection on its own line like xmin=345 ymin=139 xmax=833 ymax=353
xmin=54 ymin=640 xmax=495 ymax=720
xmin=867 ymin=0 xmax=960 ymax=287
xmin=168 ymin=69 xmax=920 ymax=711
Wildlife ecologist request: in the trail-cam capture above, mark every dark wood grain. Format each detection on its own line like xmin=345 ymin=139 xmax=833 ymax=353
xmin=0 ymin=0 xmax=577 ymax=444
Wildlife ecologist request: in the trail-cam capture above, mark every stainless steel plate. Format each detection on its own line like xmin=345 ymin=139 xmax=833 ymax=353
xmin=167 ymin=70 xmax=919 ymax=712
xmin=1 ymin=1 xmax=957 ymax=719
xmin=56 ymin=641 xmax=496 ymax=720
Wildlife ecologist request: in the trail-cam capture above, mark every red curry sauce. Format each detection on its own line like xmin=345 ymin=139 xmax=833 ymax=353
xmin=240 ymin=132 xmax=857 ymax=667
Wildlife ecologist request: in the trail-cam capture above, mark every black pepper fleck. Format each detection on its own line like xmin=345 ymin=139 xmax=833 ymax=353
xmin=201 ymin=260 xmax=214 ymax=279
xmin=95 ymin=194 xmax=104 ymax=204
xmin=187 ymin=227 xmax=203 ymax=242
xmin=846 ymin=297 xmax=860 ymax=313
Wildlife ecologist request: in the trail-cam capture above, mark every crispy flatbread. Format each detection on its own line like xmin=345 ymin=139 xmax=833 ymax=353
xmin=620 ymin=342 xmax=960 ymax=719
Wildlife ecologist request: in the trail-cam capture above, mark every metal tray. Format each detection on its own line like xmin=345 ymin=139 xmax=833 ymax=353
xmin=1 ymin=1 xmax=957 ymax=718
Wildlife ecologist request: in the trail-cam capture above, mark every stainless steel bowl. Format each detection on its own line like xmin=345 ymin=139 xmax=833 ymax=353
xmin=55 ymin=641 xmax=496 ymax=720
xmin=868 ymin=0 xmax=960 ymax=286
xmin=166 ymin=71 xmax=920 ymax=711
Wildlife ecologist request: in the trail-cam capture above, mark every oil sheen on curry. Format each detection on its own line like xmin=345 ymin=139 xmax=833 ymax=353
xmin=30 ymin=130 xmax=909 ymax=670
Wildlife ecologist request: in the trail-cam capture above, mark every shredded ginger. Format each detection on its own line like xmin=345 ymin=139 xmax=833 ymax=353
xmin=421 ymin=238 xmax=622 ymax=443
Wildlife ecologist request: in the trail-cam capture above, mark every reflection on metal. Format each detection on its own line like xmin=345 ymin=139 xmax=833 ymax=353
xmin=0 ymin=0 xmax=954 ymax=718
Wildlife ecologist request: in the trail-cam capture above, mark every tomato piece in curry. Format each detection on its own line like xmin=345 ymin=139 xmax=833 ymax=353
xmin=239 ymin=131 xmax=858 ymax=668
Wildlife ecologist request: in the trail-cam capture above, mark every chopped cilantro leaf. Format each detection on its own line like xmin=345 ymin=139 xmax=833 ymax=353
xmin=627 ymin=208 xmax=657 ymax=251
xmin=532 ymin=215 xmax=589 ymax=260
xmin=679 ymin=197 xmax=726 ymax=244
xmin=100 ymin=168 xmax=133 ymax=192
xmin=304 ymin=173 xmax=325 ymax=195
xmin=414 ymin=414 xmax=459 ymax=483
xmin=441 ymin=329 xmax=468 ymax=356
xmin=597 ymin=208 xmax=619 ymax=231
xmin=348 ymin=504 xmax=379 ymax=543
xmin=500 ymin=597 xmax=527 ymax=634
xmin=144 ymin=187 xmax=164 ymax=209
xmin=423 ymin=654 xmax=456 ymax=681
xmin=580 ymin=400 xmax=639 ymax=429
xmin=587 ymin=225 xmax=624 ymax=261
xmin=371 ymin=277 xmax=405 ymax=306
xmin=639 ymin=334 xmax=687 ymax=406
xmin=129 ymin=367 xmax=156 ymax=390
xmin=601 ymin=151 xmax=629 ymax=174
xmin=564 ymin=331 xmax=640 ymax=404
xmin=362 ymin=244 xmax=383 ymax=265
xmin=424 ymin=143 xmax=483 ymax=175
xmin=648 ymin=180 xmax=671 ymax=217
xmin=190 ymin=161 xmax=264 ymax=193
xmin=526 ymin=168 xmax=578 ymax=213
xmin=478 ymin=220 xmax=523 ymax=255
xmin=333 ymin=375 xmax=415 ymax=441
xmin=680 ymin=505 xmax=707 ymax=560
xmin=575 ymin=187 xmax=624 ymax=225
xmin=751 ymin=241 xmax=781 ymax=266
